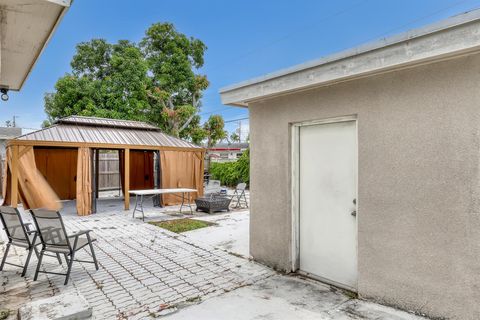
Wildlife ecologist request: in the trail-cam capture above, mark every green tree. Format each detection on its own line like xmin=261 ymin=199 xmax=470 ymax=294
xmin=44 ymin=23 xmax=213 ymax=143
xmin=140 ymin=23 xmax=209 ymax=136
xmin=203 ymin=115 xmax=227 ymax=147
xmin=230 ymin=132 xmax=240 ymax=143
xmin=44 ymin=40 xmax=150 ymax=123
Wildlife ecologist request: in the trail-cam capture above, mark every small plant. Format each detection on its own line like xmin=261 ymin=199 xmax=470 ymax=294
xmin=149 ymin=219 xmax=215 ymax=233
xmin=185 ymin=296 xmax=201 ymax=303
xmin=0 ymin=309 xmax=10 ymax=320
xmin=94 ymin=280 xmax=104 ymax=290
xmin=341 ymin=289 xmax=358 ymax=299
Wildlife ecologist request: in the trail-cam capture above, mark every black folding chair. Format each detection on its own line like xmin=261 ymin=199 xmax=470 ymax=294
xmin=0 ymin=206 xmax=41 ymax=277
xmin=30 ymin=209 xmax=99 ymax=285
xmin=231 ymin=183 xmax=249 ymax=209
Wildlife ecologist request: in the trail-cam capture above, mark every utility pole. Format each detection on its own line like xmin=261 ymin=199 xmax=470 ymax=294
xmin=12 ymin=115 xmax=18 ymax=127
xmin=238 ymin=120 xmax=242 ymax=143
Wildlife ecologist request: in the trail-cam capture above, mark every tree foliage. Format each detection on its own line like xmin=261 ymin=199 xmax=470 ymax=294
xmin=209 ymin=149 xmax=249 ymax=187
xmin=229 ymin=132 xmax=240 ymax=143
xmin=44 ymin=23 xmax=223 ymax=144
xmin=203 ymin=114 xmax=227 ymax=147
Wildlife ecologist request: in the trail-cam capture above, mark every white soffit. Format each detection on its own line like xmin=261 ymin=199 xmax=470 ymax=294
xmin=220 ymin=9 xmax=480 ymax=107
xmin=0 ymin=0 xmax=71 ymax=91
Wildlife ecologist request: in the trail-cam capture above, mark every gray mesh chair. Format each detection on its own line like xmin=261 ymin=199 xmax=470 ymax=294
xmin=231 ymin=183 xmax=248 ymax=209
xmin=0 ymin=206 xmax=40 ymax=277
xmin=31 ymin=209 xmax=99 ymax=285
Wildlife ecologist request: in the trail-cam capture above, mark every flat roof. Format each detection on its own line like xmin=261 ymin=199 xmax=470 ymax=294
xmin=220 ymin=9 xmax=480 ymax=107
xmin=0 ymin=0 xmax=71 ymax=91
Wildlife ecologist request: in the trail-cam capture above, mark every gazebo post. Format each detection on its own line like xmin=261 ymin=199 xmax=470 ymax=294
xmin=124 ymin=148 xmax=130 ymax=210
xmin=10 ymin=145 xmax=19 ymax=208
xmin=95 ymin=149 xmax=100 ymax=199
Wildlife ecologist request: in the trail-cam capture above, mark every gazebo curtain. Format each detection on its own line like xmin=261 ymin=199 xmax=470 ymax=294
xmin=76 ymin=147 xmax=92 ymax=216
xmin=119 ymin=150 xmax=155 ymax=191
xmin=119 ymin=150 xmax=203 ymax=205
xmin=160 ymin=150 xmax=204 ymax=205
xmin=2 ymin=146 xmax=61 ymax=211
xmin=2 ymin=145 xmax=204 ymax=214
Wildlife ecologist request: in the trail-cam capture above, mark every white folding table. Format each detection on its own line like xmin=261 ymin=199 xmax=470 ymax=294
xmin=129 ymin=188 xmax=197 ymax=221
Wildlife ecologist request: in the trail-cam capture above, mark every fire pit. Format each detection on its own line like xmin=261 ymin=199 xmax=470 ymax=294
xmin=195 ymin=194 xmax=232 ymax=214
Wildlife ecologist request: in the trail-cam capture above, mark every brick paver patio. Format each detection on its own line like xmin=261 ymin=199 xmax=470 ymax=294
xmin=0 ymin=199 xmax=271 ymax=319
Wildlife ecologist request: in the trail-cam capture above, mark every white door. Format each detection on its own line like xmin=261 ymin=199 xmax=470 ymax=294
xmin=299 ymin=120 xmax=357 ymax=290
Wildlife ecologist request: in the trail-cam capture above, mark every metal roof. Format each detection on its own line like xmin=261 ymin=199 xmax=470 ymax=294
xmin=14 ymin=116 xmax=202 ymax=150
xmin=0 ymin=0 xmax=71 ymax=91
xmin=56 ymin=116 xmax=160 ymax=130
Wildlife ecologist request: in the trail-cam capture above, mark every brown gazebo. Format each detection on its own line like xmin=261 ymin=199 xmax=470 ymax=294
xmin=2 ymin=116 xmax=205 ymax=215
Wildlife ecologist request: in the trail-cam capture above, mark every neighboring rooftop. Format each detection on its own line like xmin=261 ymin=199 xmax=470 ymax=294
xmin=209 ymin=143 xmax=249 ymax=150
xmin=12 ymin=116 xmax=202 ymax=150
xmin=220 ymin=9 xmax=480 ymax=107
xmin=0 ymin=127 xmax=22 ymax=140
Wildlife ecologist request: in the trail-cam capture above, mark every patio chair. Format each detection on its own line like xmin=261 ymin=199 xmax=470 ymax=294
xmin=30 ymin=209 xmax=99 ymax=285
xmin=231 ymin=183 xmax=248 ymax=209
xmin=0 ymin=206 xmax=42 ymax=277
xmin=204 ymin=179 xmax=222 ymax=195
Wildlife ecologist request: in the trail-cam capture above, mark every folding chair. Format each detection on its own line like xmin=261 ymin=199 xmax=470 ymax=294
xmin=231 ymin=183 xmax=248 ymax=209
xmin=30 ymin=209 xmax=99 ymax=285
xmin=0 ymin=206 xmax=41 ymax=277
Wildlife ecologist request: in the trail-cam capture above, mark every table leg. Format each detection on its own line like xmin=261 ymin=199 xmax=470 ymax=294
xmin=180 ymin=192 xmax=185 ymax=214
xmin=187 ymin=193 xmax=193 ymax=214
xmin=132 ymin=195 xmax=139 ymax=219
xmin=140 ymin=195 xmax=145 ymax=221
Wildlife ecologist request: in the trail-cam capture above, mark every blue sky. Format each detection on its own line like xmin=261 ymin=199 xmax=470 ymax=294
xmin=3 ymin=0 xmax=480 ymax=136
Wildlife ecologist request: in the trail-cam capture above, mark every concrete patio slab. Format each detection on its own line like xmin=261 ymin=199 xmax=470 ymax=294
xmin=165 ymin=274 xmax=428 ymax=320
xmin=184 ymin=210 xmax=250 ymax=258
xmin=18 ymin=290 xmax=91 ymax=320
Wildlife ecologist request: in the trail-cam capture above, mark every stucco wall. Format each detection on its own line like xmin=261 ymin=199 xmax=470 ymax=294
xmin=248 ymin=54 xmax=480 ymax=319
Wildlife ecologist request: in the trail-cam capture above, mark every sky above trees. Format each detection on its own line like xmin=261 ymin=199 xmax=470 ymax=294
xmin=2 ymin=0 xmax=479 ymax=135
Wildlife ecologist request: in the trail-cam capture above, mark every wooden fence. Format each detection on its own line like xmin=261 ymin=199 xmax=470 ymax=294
xmin=98 ymin=152 xmax=121 ymax=191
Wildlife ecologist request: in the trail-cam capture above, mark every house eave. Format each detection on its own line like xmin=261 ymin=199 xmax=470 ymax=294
xmin=220 ymin=9 xmax=480 ymax=107
xmin=0 ymin=0 xmax=71 ymax=91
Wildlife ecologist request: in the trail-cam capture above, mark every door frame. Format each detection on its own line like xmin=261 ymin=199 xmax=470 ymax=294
xmin=290 ymin=115 xmax=358 ymax=290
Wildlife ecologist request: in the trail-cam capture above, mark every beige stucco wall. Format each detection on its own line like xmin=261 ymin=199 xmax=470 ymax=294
xmin=249 ymin=53 xmax=480 ymax=319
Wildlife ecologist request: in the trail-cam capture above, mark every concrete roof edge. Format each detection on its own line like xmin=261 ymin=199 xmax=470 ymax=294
xmin=44 ymin=0 xmax=72 ymax=7
xmin=15 ymin=0 xmax=71 ymax=91
xmin=219 ymin=9 xmax=480 ymax=102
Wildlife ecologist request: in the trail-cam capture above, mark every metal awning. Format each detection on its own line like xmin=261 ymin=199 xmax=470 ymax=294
xmin=0 ymin=0 xmax=71 ymax=91
xmin=11 ymin=116 xmax=204 ymax=151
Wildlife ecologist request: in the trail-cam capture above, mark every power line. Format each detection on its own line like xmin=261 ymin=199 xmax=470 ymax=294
xmin=209 ymin=0 xmax=471 ymax=75
xmin=208 ymin=0 xmax=371 ymax=72
xmin=21 ymin=127 xmax=41 ymax=131
xmin=199 ymin=106 xmax=234 ymax=116
xmin=358 ymin=0 xmax=477 ymax=44
xmin=224 ymin=117 xmax=249 ymax=124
